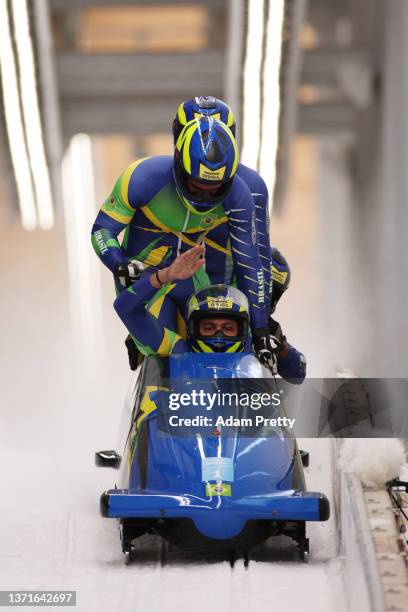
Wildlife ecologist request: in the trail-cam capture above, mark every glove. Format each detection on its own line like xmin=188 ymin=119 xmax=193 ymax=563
xmin=115 ymin=259 xmax=145 ymax=289
xmin=252 ymin=328 xmax=277 ymax=373
xmin=125 ymin=335 xmax=144 ymax=371
xmin=268 ymin=317 xmax=286 ymax=353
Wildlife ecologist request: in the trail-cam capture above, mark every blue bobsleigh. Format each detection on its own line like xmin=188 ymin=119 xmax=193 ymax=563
xmin=97 ymin=353 xmax=329 ymax=561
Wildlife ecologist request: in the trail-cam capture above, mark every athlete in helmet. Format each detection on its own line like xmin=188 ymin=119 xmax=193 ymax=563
xmin=122 ymin=243 xmax=291 ymax=371
xmin=114 ymin=246 xmax=306 ymax=383
xmin=172 ymin=96 xmax=290 ymax=315
xmin=132 ymin=96 xmax=290 ymax=366
xmin=92 ymin=116 xmax=274 ymax=363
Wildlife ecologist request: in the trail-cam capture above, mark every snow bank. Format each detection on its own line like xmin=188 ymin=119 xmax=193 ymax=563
xmin=339 ymin=438 xmax=407 ymax=487
xmin=336 ymin=438 xmax=407 ymax=612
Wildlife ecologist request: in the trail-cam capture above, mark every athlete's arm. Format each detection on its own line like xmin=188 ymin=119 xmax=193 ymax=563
xmin=251 ymin=176 xmax=272 ymax=312
xmin=91 ymin=161 xmax=142 ymax=272
xmin=91 ymin=157 xmax=169 ymax=273
xmin=277 ymin=344 xmax=306 ymax=384
xmin=114 ymin=274 xmax=185 ymax=356
xmin=114 ymin=246 xmax=204 ymax=356
xmin=223 ymin=175 xmax=268 ymax=330
xmin=236 ymin=165 xmax=273 ymax=312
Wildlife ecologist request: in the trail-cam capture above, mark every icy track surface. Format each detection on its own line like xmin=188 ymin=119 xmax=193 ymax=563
xmin=0 ymin=373 xmax=344 ymax=612
xmin=0 ymin=229 xmax=345 ymax=612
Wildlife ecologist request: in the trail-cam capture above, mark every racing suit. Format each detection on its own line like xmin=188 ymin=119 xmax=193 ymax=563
xmin=91 ymin=156 xmax=269 ymax=331
xmin=204 ymin=163 xmax=272 ymax=309
xmin=141 ymin=161 xmax=290 ymax=334
xmin=204 ymin=164 xmax=290 ymax=313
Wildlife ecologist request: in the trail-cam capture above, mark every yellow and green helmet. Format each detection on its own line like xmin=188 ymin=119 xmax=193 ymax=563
xmin=186 ymin=284 xmax=250 ymax=353
xmin=173 ymin=116 xmax=239 ymax=213
xmin=172 ymin=96 xmax=236 ymax=143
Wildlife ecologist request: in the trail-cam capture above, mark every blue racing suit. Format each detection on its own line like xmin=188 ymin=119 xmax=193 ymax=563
xmin=91 ymin=156 xmax=270 ymax=331
xmin=204 ymin=163 xmax=272 ymax=311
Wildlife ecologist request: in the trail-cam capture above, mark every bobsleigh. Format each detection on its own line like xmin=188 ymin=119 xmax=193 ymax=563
xmin=97 ymin=353 xmax=329 ymax=562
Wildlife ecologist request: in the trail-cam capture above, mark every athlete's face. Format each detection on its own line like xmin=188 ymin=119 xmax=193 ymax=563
xmin=199 ymin=318 xmax=238 ymax=337
xmin=186 ymin=177 xmax=222 ymax=196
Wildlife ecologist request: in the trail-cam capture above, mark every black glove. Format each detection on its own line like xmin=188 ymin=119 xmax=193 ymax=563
xmin=125 ymin=335 xmax=144 ymax=370
xmin=115 ymin=259 xmax=145 ymax=289
xmin=268 ymin=317 xmax=286 ymax=353
xmin=252 ymin=328 xmax=277 ymax=373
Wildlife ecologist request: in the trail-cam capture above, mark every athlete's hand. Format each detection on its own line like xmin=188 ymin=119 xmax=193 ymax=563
xmin=115 ymin=259 xmax=145 ymax=288
xmin=269 ymin=318 xmax=284 ymax=351
xmin=154 ymin=245 xmax=205 ymax=286
xmin=252 ymin=328 xmax=278 ymax=374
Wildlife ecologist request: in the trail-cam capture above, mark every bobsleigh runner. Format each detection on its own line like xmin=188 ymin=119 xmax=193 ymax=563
xmin=96 ymin=352 xmax=330 ymax=563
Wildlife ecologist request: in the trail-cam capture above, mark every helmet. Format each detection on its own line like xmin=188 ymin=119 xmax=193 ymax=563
xmin=174 ymin=117 xmax=239 ymax=212
xmin=186 ymin=284 xmax=249 ymax=353
xmin=173 ymin=96 xmax=236 ymax=144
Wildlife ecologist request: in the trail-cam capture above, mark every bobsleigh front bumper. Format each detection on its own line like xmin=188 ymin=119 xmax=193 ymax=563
xmin=100 ymin=489 xmax=329 ymax=538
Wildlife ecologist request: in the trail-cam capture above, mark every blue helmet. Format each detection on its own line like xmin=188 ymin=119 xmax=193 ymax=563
xmin=173 ymin=96 xmax=236 ymax=144
xmin=174 ymin=117 xmax=239 ymax=212
xmin=186 ymin=285 xmax=250 ymax=353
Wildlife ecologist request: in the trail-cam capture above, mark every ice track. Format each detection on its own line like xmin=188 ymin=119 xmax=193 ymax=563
xmin=0 ymin=436 xmax=344 ymax=612
xmin=0 ymin=228 xmax=345 ymax=612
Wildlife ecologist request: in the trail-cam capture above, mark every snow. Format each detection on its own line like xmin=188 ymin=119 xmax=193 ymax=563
xmin=339 ymin=439 xmax=407 ymax=488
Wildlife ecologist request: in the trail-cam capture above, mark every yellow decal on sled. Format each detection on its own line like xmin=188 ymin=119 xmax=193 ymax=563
xmin=128 ymin=385 xmax=168 ymax=468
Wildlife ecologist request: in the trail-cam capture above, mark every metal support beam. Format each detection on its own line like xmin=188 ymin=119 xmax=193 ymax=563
xmin=50 ymin=0 xmax=222 ymax=8
xmin=57 ymin=51 xmax=224 ymax=98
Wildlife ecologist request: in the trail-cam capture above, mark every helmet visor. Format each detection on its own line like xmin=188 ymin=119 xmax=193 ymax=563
xmin=176 ymin=166 xmax=234 ymax=207
xmin=187 ymin=284 xmax=249 ymax=343
xmin=190 ymin=313 xmax=248 ymax=341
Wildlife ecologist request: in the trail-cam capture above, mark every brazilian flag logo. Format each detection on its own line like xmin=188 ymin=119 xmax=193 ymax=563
xmin=206 ymin=483 xmax=232 ymax=497
xmin=199 ymin=212 xmax=218 ymax=228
